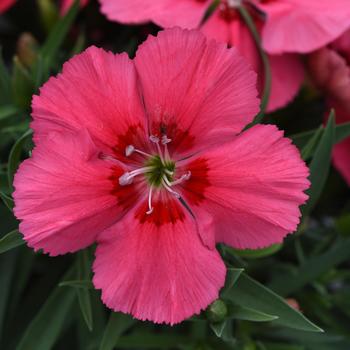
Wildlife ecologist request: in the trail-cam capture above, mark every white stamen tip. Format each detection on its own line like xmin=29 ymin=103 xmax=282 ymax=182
xmin=146 ymin=208 xmax=154 ymax=215
xmin=119 ymin=172 xmax=133 ymax=186
xmin=125 ymin=145 xmax=135 ymax=157
xmin=150 ymin=135 xmax=159 ymax=143
xmin=183 ymin=171 xmax=191 ymax=180
xmin=161 ymin=135 xmax=172 ymax=144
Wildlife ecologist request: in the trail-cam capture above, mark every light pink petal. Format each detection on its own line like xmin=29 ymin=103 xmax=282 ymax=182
xmin=134 ymin=27 xmax=259 ymax=159
xmin=180 ymin=125 xmax=310 ymax=250
xmin=260 ymin=0 xmax=350 ymax=54
xmin=267 ymin=54 xmax=305 ymax=112
xmin=0 ymin=0 xmax=15 ymax=12
xmin=60 ymin=0 xmax=88 ymax=15
xmin=13 ymin=131 xmax=125 ymax=256
xmin=99 ymin=0 xmax=210 ymax=29
xmin=93 ymin=201 xmax=225 ymax=325
xmin=31 ymin=46 xmax=147 ymax=153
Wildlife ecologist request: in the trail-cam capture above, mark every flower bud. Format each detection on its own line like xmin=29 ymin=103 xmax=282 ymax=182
xmin=206 ymin=299 xmax=228 ymax=323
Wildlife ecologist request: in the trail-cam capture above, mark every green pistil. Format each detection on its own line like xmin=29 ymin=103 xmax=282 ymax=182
xmin=145 ymin=155 xmax=175 ymax=187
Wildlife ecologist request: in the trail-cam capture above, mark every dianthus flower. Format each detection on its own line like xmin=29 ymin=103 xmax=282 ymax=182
xmin=99 ymin=0 xmax=350 ymax=112
xmin=14 ymin=28 xmax=309 ymax=324
xmin=308 ymin=29 xmax=350 ymax=186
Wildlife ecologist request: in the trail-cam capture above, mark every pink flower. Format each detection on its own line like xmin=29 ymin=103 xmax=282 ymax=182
xmin=307 ymin=30 xmax=350 ymax=185
xmin=14 ymin=28 xmax=310 ymax=324
xmin=0 ymin=0 xmax=15 ymax=13
xmin=99 ymin=1 xmax=350 ymax=111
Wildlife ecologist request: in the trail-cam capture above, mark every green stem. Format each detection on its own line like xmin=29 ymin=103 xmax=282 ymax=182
xmin=238 ymin=6 xmax=271 ymax=125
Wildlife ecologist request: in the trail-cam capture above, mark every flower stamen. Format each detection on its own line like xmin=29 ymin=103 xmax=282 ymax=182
xmin=119 ymin=166 xmax=154 ymax=186
xmin=146 ymin=186 xmax=154 ymax=215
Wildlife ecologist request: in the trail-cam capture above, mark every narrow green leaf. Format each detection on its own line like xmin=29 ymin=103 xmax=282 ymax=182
xmin=0 ymin=48 xmax=12 ymax=104
xmin=0 ymin=230 xmax=24 ymax=254
xmin=0 ymin=191 xmax=14 ymax=211
xmin=221 ymin=268 xmax=244 ymax=296
xmin=16 ymin=267 xmax=76 ymax=350
xmin=35 ymin=0 xmax=79 ymax=84
xmin=59 ymin=280 xmax=94 ymax=289
xmin=99 ymin=313 xmax=136 ymax=350
xmin=210 ymin=321 xmax=227 ymax=338
xmin=238 ymin=6 xmax=271 ymax=124
xmin=269 ymin=238 xmax=350 ymax=296
xmin=224 ymin=273 xmax=323 ymax=332
xmin=292 ymin=121 xmax=350 ymax=151
xmin=0 ymin=106 xmax=19 ymax=121
xmin=77 ymin=250 xmax=93 ymax=331
xmin=229 ymin=305 xmax=278 ymax=322
xmin=301 ymin=126 xmax=323 ymax=161
xmin=12 ymin=56 xmax=34 ymax=108
xmin=7 ymin=129 xmax=32 ymax=191
xmin=303 ymin=112 xmax=335 ymax=215
xmin=232 ymin=244 xmax=282 ymax=259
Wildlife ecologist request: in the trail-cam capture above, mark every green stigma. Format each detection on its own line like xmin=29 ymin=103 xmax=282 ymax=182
xmin=145 ymin=155 xmax=175 ymax=187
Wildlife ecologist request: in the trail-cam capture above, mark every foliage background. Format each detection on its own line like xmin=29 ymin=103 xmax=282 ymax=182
xmin=1 ymin=1 xmax=350 ymax=349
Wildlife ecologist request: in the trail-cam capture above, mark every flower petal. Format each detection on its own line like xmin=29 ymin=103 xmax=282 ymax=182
xmin=0 ymin=0 xmax=15 ymax=12
xmin=99 ymin=0 xmax=210 ymax=29
xmin=13 ymin=130 xmax=127 ymax=256
xmin=260 ymin=0 xmax=350 ymax=54
xmin=267 ymin=54 xmax=305 ymax=112
xmin=31 ymin=46 xmax=147 ymax=153
xmin=180 ymin=124 xmax=310 ymax=249
xmin=93 ymin=200 xmax=225 ymax=325
xmin=134 ymin=27 xmax=259 ymax=159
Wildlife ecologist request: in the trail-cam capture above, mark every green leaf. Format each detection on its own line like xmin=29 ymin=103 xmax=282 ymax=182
xmin=0 ymin=48 xmax=12 ymax=104
xmin=210 ymin=321 xmax=227 ymax=338
xmin=232 ymin=244 xmax=282 ymax=259
xmin=12 ymin=56 xmax=34 ymax=108
xmin=59 ymin=280 xmax=94 ymax=289
xmin=0 ymin=191 xmax=14 ymax=211
xmin=269 ymin=238 xmax=350 ymax=296
xmin=238 ymin=6 xmax=271 ymax=124
xmin=221 ymin=268 xmax=244 ymax=296
xmin=301 ymin=126 xmax=323 ymax=161
xmin=99 ymin=312 xmax=136 ymax=350
xmin=16 ymin=267 xmax=76 ymax=350
xmin=0 ymin=230 xmax=24 ymax=254
xmin=303 ymin=112 xmax=335 ymax=216
xmin=34 ymin=0 xmax=79 ymax=85
xmin=224 ymin=273 xmax=323 ymax=332
xmin=229 ymin=305 xmax=278 ymax=322
xmin=210 ymin=319 xmax=235 ymax=345
xmin=0 ymin=106 xmax=19 ymax=121
xmin=292 ymin=121 xmax=350 ymax=151
xmin=7 ymin=129 xmax=32 ymax=191
xmin=77 ymin=250 xmax=93 ymax=331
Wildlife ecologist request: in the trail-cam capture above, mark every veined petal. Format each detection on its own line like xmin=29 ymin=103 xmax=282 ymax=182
xmin=13 ymin=130 xmax=129 ymax=256
xmin=93 ymin=198 xmax=225 ymax=325
xmin=99 ymin=0 xmax=210 ymax=29
xmin=260 ymin=0 xmax=350 ymax=54
xmin=134 ymin=27 xmax=259 ymax=159
xmin=180 ymin=125 xmax=310 ymax=250
xmin=31 ymin=46 xmax=148 ymax=155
